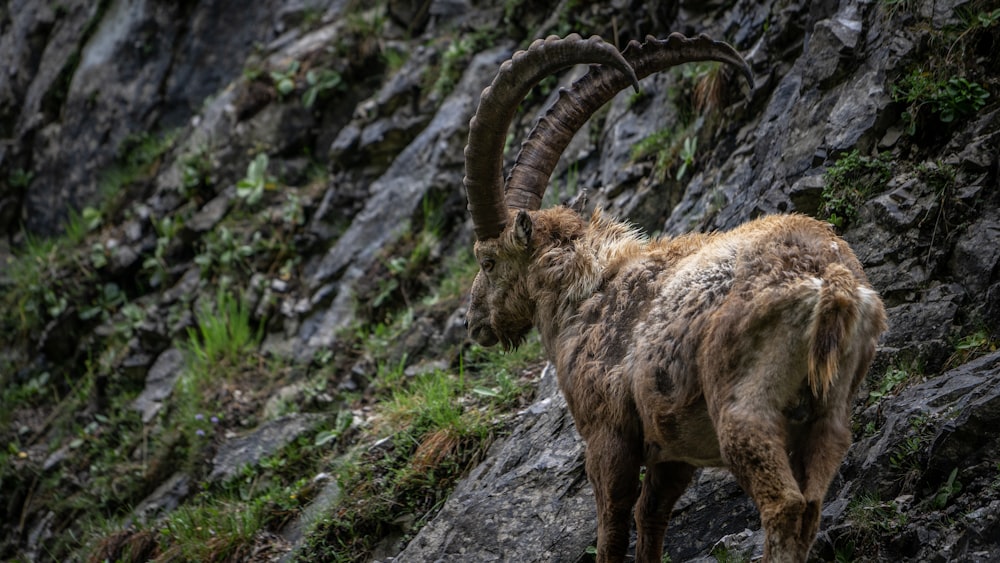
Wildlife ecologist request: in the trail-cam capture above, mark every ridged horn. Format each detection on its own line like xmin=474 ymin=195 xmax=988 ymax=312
xmin=505 ymin=33 xmax=753 ymax=210
xmin=464 ymin=34 xmax=640 ymax=241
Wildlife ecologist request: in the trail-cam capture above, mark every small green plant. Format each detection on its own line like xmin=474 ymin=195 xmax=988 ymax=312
xmin=867 ymin=365 xmax=912 ymax=404
xmin=891 ymin=70 xmax=990 ymax=134
xmin=302 ymin=69 xmax=343 ymax=108
xmin=821 ymin=150 xmax=892 ymax=228
xmin=632 ymin=127 xmax=683 ymax=182
xmin=8 ymin=168 xmax=34 ymax=188
xmin=96 ymin=130 xmax=177 ymax=218
xmin=344 ymin=2 xmax=387 ymax=37
xmin=186 ymin=289 xmax=260 ymax=367
xmin=381 ymin=45 xmax=409 ymax=73
xmin=270 ymin=61 xmax=300 ymax=98
xmin=236 ymin=153 xmax=274 ymax=206
xmin=381 ymin=368 xmax=468 ymax=436
xmin=63 ymin=206 xmax=103 ymax=244
xmin=0 ymin=234 xmax=79 ymax=339
xmin=833 ymin=539 xmax=856 ymax=563
xmin=194 ymin=226 xmax=261 ymax=277
xmin=159 ymin=499 xmax=264 ymax=561
xmin=675 ymin=136 xmax=697 ymax=180
xmin=431 ymin=36 xmax=476 ymax=98
xmin=78 ymin=282 xmax=125 ymax=322
xmin=971 ymin=7 xmax=1000 ymax=28
xmin=889 ymin=434 xmax=924 ymax=469
xmin=931 ymin=467 xmax=961 ymax=509
xmin=848 ymin=492 xmax=909 ymax=534
xmin=181 ymin=147 xmax=214 ymax=194
xmin=946 ymin=329 xmax=997 ymax=368
xmin=889 ymin=413 xmax=931 ymax=471
xmin=143 ymin=215 xmax=182 ymax=286
xmin=712 ymin=543 xmax=751 ymax=563
xmin=948 ymin=8 xmax=1000 ymax=59
xmin=471 ymin=365 xmax=526 ymax=410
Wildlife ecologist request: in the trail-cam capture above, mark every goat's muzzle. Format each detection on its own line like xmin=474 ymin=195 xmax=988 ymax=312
xmin=468 ymin=321 xmax=500 ymax=347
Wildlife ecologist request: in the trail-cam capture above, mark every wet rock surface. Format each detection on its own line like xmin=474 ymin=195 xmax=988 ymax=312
xmin=1 ymin=0 xmax=999 ymax=560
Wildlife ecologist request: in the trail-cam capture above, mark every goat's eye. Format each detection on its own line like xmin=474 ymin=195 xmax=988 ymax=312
xmin=481 ymin=259 xmax=495 ymax=273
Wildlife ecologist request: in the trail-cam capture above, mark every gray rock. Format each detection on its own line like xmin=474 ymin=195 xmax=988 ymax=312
xmin=299 ymin=43 xmax=515 ymax=357
xmin=132 ymin=348 xmax=185 ymax=423
xmin=130 ymin=472 xmax=191 ymax=525
xmin=8 ymin=0 xmax=301 ymax=236
xmin=951 ymin=212 xmax=1000 ymax=297
xmin=209 ymin=413 xmax=327 ymax=482
xmin=394 ymin=365 xmax=597 ymax=562
xmin=816 ymin=351 xmax=1000 ymax=561
xmin=183 ymin=187 xmax=233 ymax=235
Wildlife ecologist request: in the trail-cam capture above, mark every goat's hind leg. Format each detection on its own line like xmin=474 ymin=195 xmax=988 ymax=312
xmin=718 ymin=413 xmax=809 ymax=563
xmin=790 ymin=412 xmax=852 ymax=554
xmin=634 ymin=461 xmax=696 ymax=563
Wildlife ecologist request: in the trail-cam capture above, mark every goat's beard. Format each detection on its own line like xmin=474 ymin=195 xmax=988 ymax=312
xmin=498 ymin=326 xmax=531 ymax=352
xmin=499 ymin=334 xmax=522 ymax=352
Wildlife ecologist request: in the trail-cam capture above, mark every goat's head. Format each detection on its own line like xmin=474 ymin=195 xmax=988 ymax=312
xmin=467 ymin=209 xmax=535 ymax=349
xmin=463 ymin=33 xmax=753 ymax=348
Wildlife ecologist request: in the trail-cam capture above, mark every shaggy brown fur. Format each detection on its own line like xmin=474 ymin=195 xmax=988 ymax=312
xmin=466 ymin=208 xmax=886 ymax=563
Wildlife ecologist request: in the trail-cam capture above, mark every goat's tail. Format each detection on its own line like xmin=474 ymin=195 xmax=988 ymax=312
xmin=807 ymin=264 xmax=872 ymax=399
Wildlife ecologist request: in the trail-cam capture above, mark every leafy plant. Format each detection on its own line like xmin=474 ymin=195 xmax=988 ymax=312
xmin=712 ymin=544 xmax=751 ymax=563
xmin=181 ymin=147 xmax=214 ymax=194
xmin=972 ymin=7 xmax=1000 ymax=27
xmin=632 ymin=127 xmax=682 ymax=182
xmin=78 ymin=282 xmax=125 ymax=322
xmin=932 ymin=78 xmax=990 ymax=122
xmin=676 ymin=136 xmax=697 ymax=180
xmin=1 ymin=235 xmax=75 ymax=338
xmin=891 ymin=70 xmax=990 ymax=134
xmin=821 ymin=150 xmax=892 ymax=228
xmin=236 ymin=153 xmax=274 ymax=206
xmin=143 ymin=215 xmax=182 ymax=286
xmin=194 ymin=226 xmax=261 ymax=277
xmin=63 ymin=206 xmax=103 ymax=244
xmin=8 ymin=168 xmax=33 ymax=188
xmin=889 ymin=413 xmax=932 ymax=472
xmin=302 ymin=69 xmax=343 ymax=108
xmin=270 ymin=61 xmax=300 ymax=98
xmin=946 ymin=329 xmax=997 ymax=368
xmin=867 ymin=365 xmax=913 ymax=405
xmin=931 ymin=467 xmax=962 ymax=509
xmin=431 ymin=36 xmax=475 ymax=97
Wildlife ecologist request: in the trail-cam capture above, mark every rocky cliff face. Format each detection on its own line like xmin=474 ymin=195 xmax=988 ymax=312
xmin=1 ymin=0 xmax=998 ymax=561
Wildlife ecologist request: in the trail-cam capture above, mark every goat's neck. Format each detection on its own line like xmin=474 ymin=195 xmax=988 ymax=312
xmin=530 ymin=212 xmax=648 ymax=354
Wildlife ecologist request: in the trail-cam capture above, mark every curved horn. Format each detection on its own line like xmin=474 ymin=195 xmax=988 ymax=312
xmin=505 ymin=33 xmax=753 ymax=210
xmin=465 ymin=34 xmax=640 ymax=241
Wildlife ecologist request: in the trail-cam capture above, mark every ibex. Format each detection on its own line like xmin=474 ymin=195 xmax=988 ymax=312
xmin=463 ymin=34 xmax=886 ymax=562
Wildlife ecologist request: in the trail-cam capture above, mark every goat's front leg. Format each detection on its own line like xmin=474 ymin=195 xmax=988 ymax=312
xmin=634 ymin=461 xmax=696 ymax=563
xmin=585 ymin=432 xmax=641 ymax=563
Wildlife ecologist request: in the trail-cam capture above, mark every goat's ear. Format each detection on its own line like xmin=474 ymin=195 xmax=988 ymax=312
xmin=514 ymin=210 xmax=532 ymax=250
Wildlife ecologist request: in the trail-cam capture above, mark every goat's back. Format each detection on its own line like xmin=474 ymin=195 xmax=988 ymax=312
xmin=605 ymin=214 xmax=884 ymax=464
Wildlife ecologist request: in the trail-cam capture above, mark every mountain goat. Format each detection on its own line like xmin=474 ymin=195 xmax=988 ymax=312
xmin=462 ymin=33 xmax=887 ymax=563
